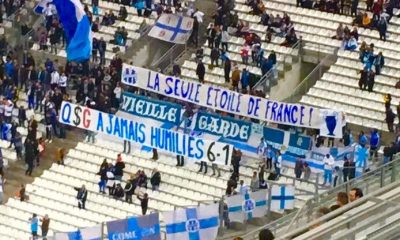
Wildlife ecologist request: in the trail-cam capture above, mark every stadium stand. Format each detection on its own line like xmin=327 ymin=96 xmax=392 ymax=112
xmin=1 ymin=0 xmax=400 ymax=238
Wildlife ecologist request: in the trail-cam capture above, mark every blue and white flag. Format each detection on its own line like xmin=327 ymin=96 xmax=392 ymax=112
xmin=54 ymin=225 xmax=102 ymax=240
xmin=33 ymin=0 xmax=53 ymax=14
xmin=35 ymin=0 xmax=92 ymax=61
xmin=106 ymin=213 xmax=161 ymax=240
xmin=163 ymin=204 xmax=219 ymax=240
xmin=148 ymin=14 xmax=193 ymax=44
xmin=227 ymin=190 xmax=268 ymax=223
xmin=271 ymin=185 xmax=295 ymax=212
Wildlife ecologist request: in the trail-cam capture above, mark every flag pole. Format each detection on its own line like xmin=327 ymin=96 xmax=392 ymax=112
xmin=267 ymin=184 xmax=272 ymax=217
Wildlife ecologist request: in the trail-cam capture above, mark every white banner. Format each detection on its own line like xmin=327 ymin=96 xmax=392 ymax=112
xmin=59 ymin=101 xmax=232 ymax=165
xmin=121 ymin=65 xmax=344 ymax=133
xmin=319 ymin=109 xmax=344 ymax=138
xmin=148 ymin=14 xmax=193 ymax=44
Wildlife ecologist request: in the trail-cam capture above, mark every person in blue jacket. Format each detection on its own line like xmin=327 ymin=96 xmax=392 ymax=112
xmin=241 ymin=68 xmax=250 ymax=90
xmin=369 ymin=129 xmax=380 ymax=159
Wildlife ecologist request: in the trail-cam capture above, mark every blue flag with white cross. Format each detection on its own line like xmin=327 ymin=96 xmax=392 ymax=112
xmin=226 ymin=190 xmax=268 ymax=223
xmin=163 ymin=203 xmax=219 ymax=240
xmin=271 ymin=185 xmax=295 ymax=212
xmin=106 ymin=213 xmax=161 ymax=240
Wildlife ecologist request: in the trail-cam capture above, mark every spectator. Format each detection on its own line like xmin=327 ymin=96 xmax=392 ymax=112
xmin=231 ymin=66 xmax=241 ymax=92
xmin=74 ymin=185 xmax=88 ymax=209
xmin=206 ymin=23 xmax=216 ymax=48
xmin=333 ymin=23 xmax=344 ymax=39
xmin=114 ymin=154 xmax=125 ymax=181
xmin=333 ymin=166 xmax=343 ymax=187
xmin=98 ymin=159 xmax=108 ymax=193
xmin=138 ymin=193 xmax=149 ymax=215
xmin=294 ymin=158 xmax=304 ymax=179
xmin=362 ymin=13 xmax=371 ymax=28
xmin=196 ymin=60 xmax=205 ymax=83
xmin=172 ymin=63 xmax=181 ymax=77
xmin=323 ymin=154 xmax=335 ymax=186
xmin=113 ymin=183 xmax=124 ymax=199
xmin=349 ymin=188 xmax=363 ymax=202
xmin=385 ymin=107 xmax=396 ymax=132
xmin=210 ymin=47 xmax=220 ymax=67
xmin=303 ymin=162 xmax=311 ymax=181
xmin=240 ymin=44 xmax=250 ymax=65
xmin=383 ymin=143 xmax=395 ymax=164
xmin=40 ymin=214 xmax=50 ymax=240
xmin=336 ymin=192 xmax=349 ymax=207
xmin=344 ymin=36 xmax=358 ymax=51
xmin=367 ymin=69 xmax=375 ymax=92
xmin=124 ymin=175 xmax=136 ymax=203
xmin=24 ymin=138 xmax=36 ymax=176
xmin=150 ymin=168 xmax=161 ymax=191
xmin=221 ymin=29 xmax=230 ymax=51
xmin=374 ymin=52 xmax=384 ymax=75
xmin=369 ymin=129 xmax=380 ymax=159
xmin=241 ymin=68 xmax=250 ymax=91
xmin=224 ymin=58 xmax=231 ymax=83
xmin=250 ymin=171 xmax=259 ymax=191
xmin=118 ymin=6 xmax=128 ymax=21
xmin=238 ymin=180 xmax=249 ymax=195
xmin=30 ymin=213 xmax=39 ymax=239
xmin=259 ymin=228 xmax=275 ymax=240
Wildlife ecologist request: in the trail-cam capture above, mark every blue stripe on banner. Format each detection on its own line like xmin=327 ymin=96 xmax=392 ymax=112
xmin=228 ymin=206 xmax=242 ymax=212
xmin=198 ymin=217 xmax=219 ymax=229
xmin=256 ymin=200 xmax=267 ymax=207
xmin=280 ymin=186 xmax=285 ymax=209
xmin=186 ymin=208 xmax=200 ymax=240
xmin=166 ymin=222 xmax=186 ymax=234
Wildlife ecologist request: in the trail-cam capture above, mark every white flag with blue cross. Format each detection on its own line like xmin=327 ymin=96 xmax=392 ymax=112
xmin=227 ymin=190 xmax=268 ymax=223
xmin=148 ymin=14 xmax=194 ymax=44
xmin=271 ymin=185 xmax=295 ymax=212
xmin=163 ymin=203 xmax=219 ymax=240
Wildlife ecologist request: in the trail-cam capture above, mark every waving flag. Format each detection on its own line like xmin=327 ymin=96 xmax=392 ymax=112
xmin=106 ymin=213 xmax=161 ymax=240
xmin=148 ymin=14 xmax=193 ymax=44
xmin=227 ymin=190 xmax=268 ymax=223
xmin=163 ymin=204 xmax=219 ymax=240
xmin=271 ymin=185 xmax=295 ymax=212
xmin=35 ymin=0 xmax=92 ymax=62
xmin=54 ymin=225 xmax=101 ymax=240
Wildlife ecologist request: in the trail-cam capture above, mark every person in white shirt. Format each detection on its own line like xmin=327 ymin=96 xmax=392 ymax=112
xmin=221 ymin=30 xmax=230 ymax=52
xmin=193 ymin=9 xmax=204 ymax=23
xmin=113 ymin=82 xmax=122 ymax=108
xmin=4 ymin=99 xmax=13 ymax=123
xmin=50 ymin=70 xmax=60 ymax=90
xmin=323 ymin=154 xmax=335 ymax=186
xmin=58 ymin=72 xmax=67 ymax=94
xmin=238 ymin=180 xmax=249 ymax=195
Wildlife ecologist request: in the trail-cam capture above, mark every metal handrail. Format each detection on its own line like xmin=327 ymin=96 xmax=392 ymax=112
xmin=239 ymin=155 xmax=400 ymax=239
xmin=278 ymin=180 xmax=400 ymax=239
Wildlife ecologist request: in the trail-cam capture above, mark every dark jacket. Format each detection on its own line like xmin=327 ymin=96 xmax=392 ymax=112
xmin=74 ymin=187 xmax=88 ymax=201
xmin=196 ymin=62 xmax=205 ymax=79
xmin=150 ymin=171 xmax=161 ymax=186
xmin=114 ymin=161 xmax=125 ymax=176
xmin=124 ymin=180 xmax=136 ymax=195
